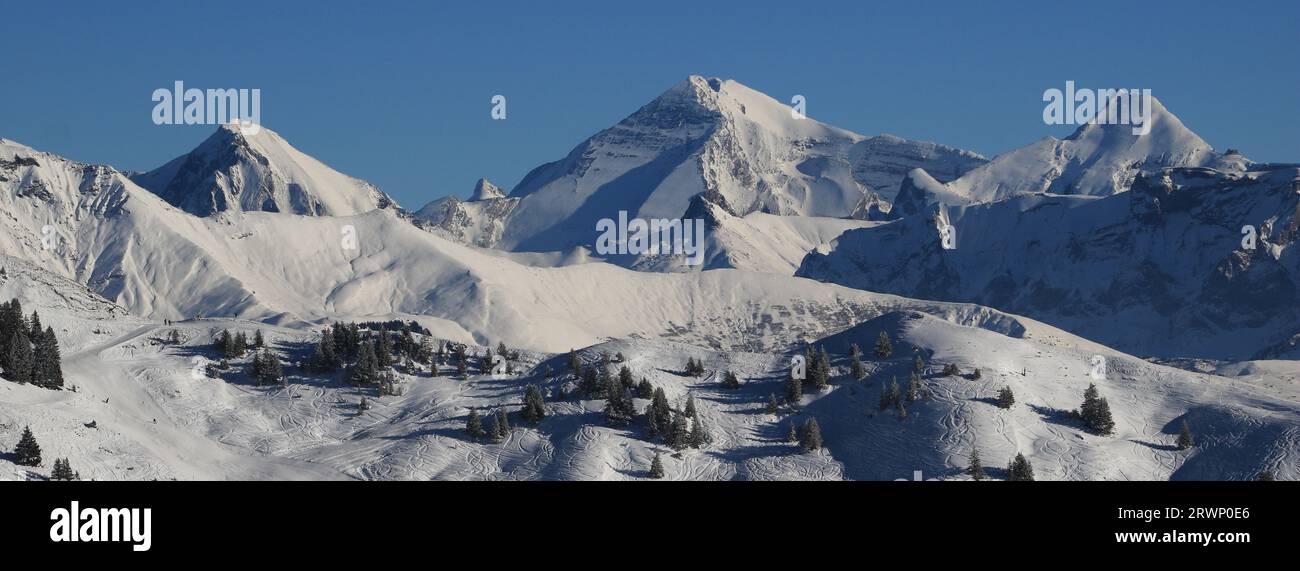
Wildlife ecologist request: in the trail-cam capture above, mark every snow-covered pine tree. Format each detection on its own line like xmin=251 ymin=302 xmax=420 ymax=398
xmin=1080 ymin=384 xmax=1116 ymax=435
xmin=521 ymin=384 xmax=546 ymax=424
xmin=874 ymin=331 xmax=893 ymax=359
xmin=651 ymin=388 xmax=672 ymax=435
xmin=1007 ymin=453 xmax=1034 ymax=481
xmin=784 ymin=369 xmax=802 ymax=403
xmin=667 ymin=413 xmax=690 ymax=450
xmin=766 ymin=393 xmax=779 ymax=414
xmin=996 ymin=386 xmax=1015 ymax=409
xmin=1176 ymin=419 xmax=1194 ymax=450
xmin=648 ymin=452 xmax=665 ymax=479
xmin=51 ymin=457 xmax=76 ymax=481
xmin=465 ymin=409 xmax=483 ymax=439
xmin=6 ymin=328 xmax=34 ymax=384
xmin=850 ymin=355 xmax=865 ymax=381
xmin=618 ymin=365 xmax=635 ymax=392
xmin=14 ymin=425 xmax=41 ymax=466
xmin=968 ymin=449 xmax=985 ymax=481
xmin=799 ymin=418 xmax=822 ymax=452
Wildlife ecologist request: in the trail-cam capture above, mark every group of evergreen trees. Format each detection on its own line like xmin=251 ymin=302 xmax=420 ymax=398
xmin=0 ymin=299 xmax=65 ymax=389
xmin=6 ymin=424 xmax=80 ymax=479
xmin=51 ymin=457 xmax=78 ymax=481
xmin=684 ymin=357 xmax=706 ymax=377
xmin=463 ymin=383 xmax=548 ymax=441
xmin=967 ymin=448 xmax=1034 ymax=481
xmin=877 ymin=375 xmax=918 ymax=418
xmin=644 ymin=390 xmax=710 ymax=450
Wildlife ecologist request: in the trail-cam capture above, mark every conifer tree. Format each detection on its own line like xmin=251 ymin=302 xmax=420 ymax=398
xmin=618 ymin=365 xmax=635 ymax=392
xmin=684 ymin=394 xmax=697 ymax=418
xmin=996 ymin=386 xmax=1015 ymax=409
xmin=521 ymin=384 xmax=546 ymax=424
xmin=968 ymin=449 xmax=985 ymax=481
xmin=689 ymin=408 xmax=710 ymax=448
xmin=809 ymin=346 xmax=830 ymax=390
xmin=785 ymin=369 xmax=802 ymax=403
xmin=874 ymin=331 xmax=893 ymax=359
xmin=889 ymin=376 xmax=901 ymax=406
xmin=721 ymin=371 xmax=741 ymax=389
xmin=495 ymin=408 xmax=511 ymax=438
xmin=799 ymin=418 xmax=823 ymax=452
xmin=1007 ymin=453 xmax=1034 ymax=481
xmin=849 ymin=343 xmax=861 ymax=358
xmin=5 ymin=328 xmax=33 ymax=384
xmin=651 ymin=388 xmax=672 ymax=435
xmin=1079 ymin=384 xmax=1116 ymax=435
xmin=51 ymin=457 xmax=76 ymax=481
xmin=850 ymin=355 xmax=865 ymax=381
xmin=1176 ymin=420 xmax=1194 ymax=450
xmin=465 ymin=409 xmax=483 ymax=439
xmin=666 ymin=413 xmax=690 ymax=450
xmin=786 ymin=422 xmax=798 ymax=443
xmin=253 ymin=330 xmax=265 ymax=348
xmin=645 ymin=405 xmax=659 ymax=439
xmin=14 ymin=425 xmax=40 ymax=466
xmin=1256 ymin=471 xmax=1275 ymax=481
xmin=972 ymin=368 xmax=982 ymax=380
xmin=648 ymin=452 xmax=665 ymax=479
xmin=348 ymin=342 xmax=379 ymax=386
xmin=567 ymin=350 xmax=581 ymax=377
xmin=33 ymin=327 xmax=64 ymax=389
xmin=456 ymin=346 xmax=469 ymax=378
xmin=766 ymin=393 xmax=780 ymax=414
xmin=915 ymin=355 xmax=925 ymax=373
xmin=906 ymin=372 xmax=921 ymax=403
xmin=637 ymin=378 xmax=653 ymax=399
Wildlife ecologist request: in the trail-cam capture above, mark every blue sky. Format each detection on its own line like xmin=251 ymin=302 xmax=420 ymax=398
xmin=2 ymin=0 xmax=1296 ymax=209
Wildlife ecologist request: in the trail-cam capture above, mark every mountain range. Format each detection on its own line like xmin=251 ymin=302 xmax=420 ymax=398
xmin=2 ymin=76 xmax=1297 ymax=481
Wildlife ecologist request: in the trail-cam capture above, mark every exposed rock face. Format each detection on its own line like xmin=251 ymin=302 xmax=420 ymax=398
xmin=413 ymin=178 xmax=519 ymax=248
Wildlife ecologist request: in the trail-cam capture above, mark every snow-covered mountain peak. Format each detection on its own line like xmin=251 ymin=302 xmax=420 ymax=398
xmin=470 ymin=178 xmax=505 ymax=201
xmin=498 ymin=76 xmax=985 ymax=252
xmin=131 ymin=124 xmax=396 ymax=217
xmin=894 ymin=97 xmax=1240 ymax=210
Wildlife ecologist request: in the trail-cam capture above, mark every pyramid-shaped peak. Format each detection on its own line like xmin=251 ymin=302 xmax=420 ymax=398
xmin=470 ymin=178 xmax=506 ymax=201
